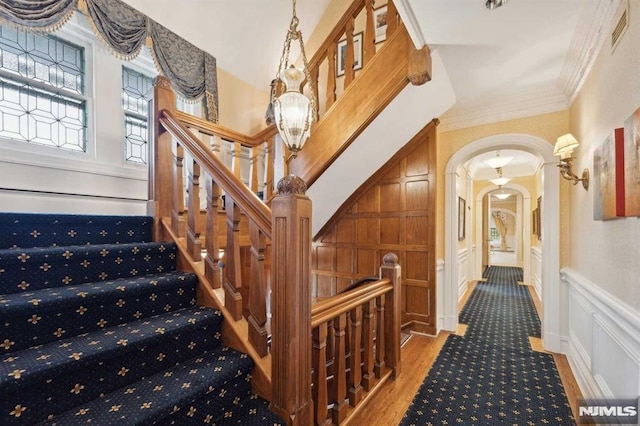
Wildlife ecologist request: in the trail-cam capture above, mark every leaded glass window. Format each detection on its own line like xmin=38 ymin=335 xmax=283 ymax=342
xmin=0 ymin=25 xmax=86 ymax=151
xmin=122 ymin=66 xmax=153 ymax=164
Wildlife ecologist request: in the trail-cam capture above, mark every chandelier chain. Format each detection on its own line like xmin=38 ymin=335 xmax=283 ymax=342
xmin=271 ymin=0 xmax=318 ymax=127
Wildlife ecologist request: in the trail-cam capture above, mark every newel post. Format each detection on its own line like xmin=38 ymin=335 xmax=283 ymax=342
xmin=148 ymin=76 xmax=176 ymax=240
xmin=380 ymin=252 xmax=402 ymax=378
xmin=270 ymin=175 xmax=313 ymax=426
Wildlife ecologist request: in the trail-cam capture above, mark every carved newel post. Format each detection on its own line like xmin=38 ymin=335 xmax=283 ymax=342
xmin=270 ymin=175 xmax=313 ymax=426
xmin=380 ymin=252 xmax=402 ymax=378
xmin=148 ymin=76 xmax=176 ymax=240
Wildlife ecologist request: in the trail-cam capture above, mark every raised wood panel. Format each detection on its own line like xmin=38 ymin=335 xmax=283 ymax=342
xmin=317 ymin=246 xmax=335 ymax=271
xmin=311 ymin=120 xmax=438 ymax=334
xmin=357 ymin=218 xmax=379 ymax=244
xmin=406 ymin=216 xmax=428 ymax=245
xmin=357 ymin=187 xmax=379 ymax=213
xmin=406 ymin=142 xmax=430 ymax=176
xmin=336 ymin=219 xmax=355 ymax=243
xmin=405 ymin=180 xmax=429 ymax=211
xmin=337 ymin=248 xmax=354 ymax=273
xmin=380 ymin=217 xmax=400 ymax=245
xmin=380 ymin=183 xmax=401 ymax=212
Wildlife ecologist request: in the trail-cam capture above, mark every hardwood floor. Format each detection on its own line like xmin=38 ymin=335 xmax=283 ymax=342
xmin=347 ymin=281 xmax=585 ymax=425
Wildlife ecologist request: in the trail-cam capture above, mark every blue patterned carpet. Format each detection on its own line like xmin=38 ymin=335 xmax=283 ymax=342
xmin=401 ymin=266 xmax=575 ymax=425
xmin=0 ymin=213 xmax=283 ymax=425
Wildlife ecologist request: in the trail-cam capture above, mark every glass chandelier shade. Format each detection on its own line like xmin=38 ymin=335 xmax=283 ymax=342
xmin=484 ymin=151 xmax=513 ymax=169
xmin=493 ymin=192 xmax=511 ymax=200
xmin=273 ymin=67 xmax=313 ymax=157
xmin=489 ymin=177 xmax=511 ymax=186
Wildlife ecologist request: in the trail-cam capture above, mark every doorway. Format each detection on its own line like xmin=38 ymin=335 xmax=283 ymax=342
xmin=443 ymin=134 xmax=562 ymax=353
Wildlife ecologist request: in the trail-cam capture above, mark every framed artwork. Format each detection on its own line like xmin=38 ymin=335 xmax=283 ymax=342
xmin=336 ymin=32 xmax=363 ymax=77
xmin=594 ymin=128 xmax=625 ymax=220
xmin=624 ymin=107 xmax=640 ymax=216
xmin=458 ymin=197 xmax=466 ymax=241
xmin=532 ymin=208 xmax=538 ymax=237
xmin=373 ymin=6 xmax=388 ymax=43
xmin=536 ymin=197 xmax=542 ymax=240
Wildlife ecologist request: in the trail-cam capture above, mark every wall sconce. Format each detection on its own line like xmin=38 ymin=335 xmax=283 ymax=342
xmin=553 ymin=133 xmax=589 ymax=190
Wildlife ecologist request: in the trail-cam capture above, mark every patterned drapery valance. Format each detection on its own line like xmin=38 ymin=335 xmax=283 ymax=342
xmin=0 ymin=0 xmax=219 ymax=122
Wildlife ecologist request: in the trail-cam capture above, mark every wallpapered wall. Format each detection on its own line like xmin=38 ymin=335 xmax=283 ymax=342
xmin=568 ymin=3 xmax=640 ymax=311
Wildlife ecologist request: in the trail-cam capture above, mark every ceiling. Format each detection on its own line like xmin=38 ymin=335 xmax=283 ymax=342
xmin=120 ymin=0 xmax=332 ymax=90
xmin=120 ymin=0 xmax=617 ymax=177
xmin=465 ymin=149 xmax=541 ymax=180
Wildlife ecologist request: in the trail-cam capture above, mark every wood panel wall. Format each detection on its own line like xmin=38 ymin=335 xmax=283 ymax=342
xmin=312 ymin=119 xmax=438 ymax=334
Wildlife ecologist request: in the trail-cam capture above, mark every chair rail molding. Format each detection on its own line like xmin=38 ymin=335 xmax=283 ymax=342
xmin=562 ymin=267 xmax=640 ymax=400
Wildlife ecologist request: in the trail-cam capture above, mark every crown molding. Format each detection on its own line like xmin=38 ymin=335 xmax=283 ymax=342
xmin=558 ymin=0 xmax=621 ymax=105
xmin=438 ymin=86 xmax=569 ymax=132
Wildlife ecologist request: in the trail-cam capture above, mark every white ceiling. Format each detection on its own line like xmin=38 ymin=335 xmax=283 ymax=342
xmin=465 ymin=149 xmax=541 ymax=180
xmin=119 ymin=0 xmax=616 ymax=176
xmin=120 ymin=0 xmax=332 ymax=90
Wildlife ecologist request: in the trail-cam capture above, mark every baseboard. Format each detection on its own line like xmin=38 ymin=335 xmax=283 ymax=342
xmin=562 ymin=268 xmax=640 ymax=399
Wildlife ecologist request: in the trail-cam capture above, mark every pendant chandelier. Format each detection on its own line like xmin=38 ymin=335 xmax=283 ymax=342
xmin=272 ymin=0 xmax=318 ymax=159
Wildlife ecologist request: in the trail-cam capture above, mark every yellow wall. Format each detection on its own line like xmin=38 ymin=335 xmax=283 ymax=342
xmin=436 ymin=110 xmax=570 ymax=261
xmin=217 ymin=68 xmax=270 ymax=135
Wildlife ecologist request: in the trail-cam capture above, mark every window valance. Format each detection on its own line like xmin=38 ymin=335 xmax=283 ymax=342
xmin=0 ymin=0 xmax=219 ymax=122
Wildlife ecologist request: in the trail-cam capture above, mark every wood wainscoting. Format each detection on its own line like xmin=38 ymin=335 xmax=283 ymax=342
xmin=312 ymin=119 xmax=438 ymax=335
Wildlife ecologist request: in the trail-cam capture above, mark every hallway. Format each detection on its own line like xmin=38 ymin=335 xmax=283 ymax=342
xmin=352 ymin=267 xmax=582 ymax=425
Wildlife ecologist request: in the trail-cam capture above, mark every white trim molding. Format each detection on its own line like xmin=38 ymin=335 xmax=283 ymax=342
xmin=436 ymin=258 xmax=445 ymax=333
xmin=562 ymin=267 xmax=640 ymax=399
xmin=559 ymin=0 xmax=621 ymax=104
xmin=457 ymin=248 xmax=469 ymax=302
xmin=531 ymin=246 xmax=542 ymax=301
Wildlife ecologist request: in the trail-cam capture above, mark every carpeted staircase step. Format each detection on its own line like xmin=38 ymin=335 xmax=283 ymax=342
xmin=0 ymin=213 xmax=153 ymax=249
xmin=40 ymin=346 xmax=254 ymax=426
xmin=0 ymin=271 xmax=198 ymax=351
xmin=0 ymin=306 xmax=223 ymax=425
xmin=0 ymin=242 xmax=177 ymax=294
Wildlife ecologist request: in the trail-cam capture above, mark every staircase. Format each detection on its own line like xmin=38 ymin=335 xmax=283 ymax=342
xmin=0 ymin=212 xmax=283 ymax=425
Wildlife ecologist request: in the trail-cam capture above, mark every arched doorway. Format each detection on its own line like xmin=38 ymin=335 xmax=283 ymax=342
xmin=475 ymin=183 xmax=532 ymax=280
xmin=443 ymin=134 xmax=562 ymax=353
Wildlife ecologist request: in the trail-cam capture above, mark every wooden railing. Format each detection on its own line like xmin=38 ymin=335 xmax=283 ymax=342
xmin=291 ymin=0 xmax=432 ymax=187
xmin=174 ymin=111 xmax=278 ymax=202
xmin=306 ymin=0 xmax=400 ymax=113
xmin=310 ymin=254 xmax=401 ymax=425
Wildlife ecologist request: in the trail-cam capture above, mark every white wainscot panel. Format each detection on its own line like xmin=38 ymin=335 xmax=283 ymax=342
xmin=531 ymin=247 xmax=542 ymax=301
xmin=458 ymin=248 xmax=468 ymax=301
xmin=562 ymin=268 xmax=640 ymax=400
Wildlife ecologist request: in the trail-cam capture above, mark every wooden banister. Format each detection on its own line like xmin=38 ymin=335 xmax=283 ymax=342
xmin=159 ymin=110 xmax=272 ymax=239
xmin=309 ymin=253 xmax=401 ymax=425
xmin=292 ymin=24 xmax=426 ymax=187
xmin=174 ymin=110 xmax=277 ymax=147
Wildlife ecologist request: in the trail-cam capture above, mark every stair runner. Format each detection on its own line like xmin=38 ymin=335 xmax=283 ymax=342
xmin=0 ymin=213 xmax=282 ymax=425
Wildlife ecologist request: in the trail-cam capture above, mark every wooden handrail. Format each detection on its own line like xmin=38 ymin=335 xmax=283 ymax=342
xmin=311 ymin=280 xmax=391 ymax=328
xmin=311 ymin=278 xmax=390 ymax=320
xmin=159 ymin=109 xmax=272 ymax=239
xmin=174 ymin=110 xmax=278 ymax=147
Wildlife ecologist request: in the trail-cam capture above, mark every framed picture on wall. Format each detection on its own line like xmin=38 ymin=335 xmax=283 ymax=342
xmin=536 ymin=196 xmax=542 ymax=240
xmin=373 ymin=5 xmax=388 ymax=43
xmin=336 ymin=32 xmax=363 ymax=77
xmin=458 ymin=197 xmax=466 ymax=241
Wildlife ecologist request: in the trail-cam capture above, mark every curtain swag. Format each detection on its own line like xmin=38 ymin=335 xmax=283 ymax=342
xmin=0 ymin=0 xmax=219 ymax=122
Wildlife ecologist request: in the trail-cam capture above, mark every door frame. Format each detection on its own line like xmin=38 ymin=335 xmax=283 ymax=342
xmin=443 ymin=134 xmax=563 ymax=353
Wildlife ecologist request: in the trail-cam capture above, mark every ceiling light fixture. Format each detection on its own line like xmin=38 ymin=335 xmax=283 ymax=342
xmin=272 ymin=0 xmax=318 ymax=159
xmin=485 ymin=0 xmax=508 ymax=10
xmin=486 ymin=151 xmax=512 ymax=186
xmin=494 ymin=192 xmax=511 ymax=200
